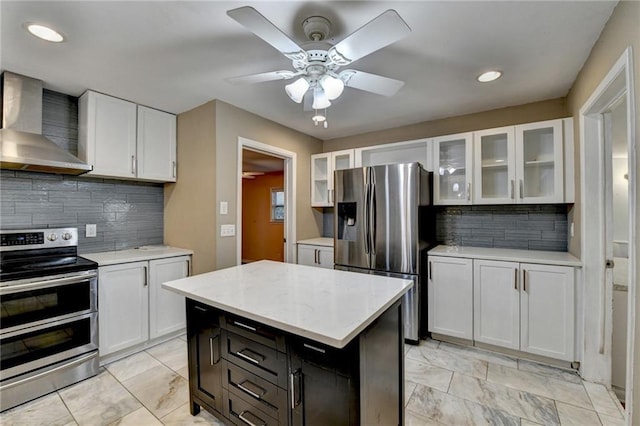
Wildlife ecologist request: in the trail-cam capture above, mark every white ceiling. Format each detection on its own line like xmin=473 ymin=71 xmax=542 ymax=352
xmin=1 ymin=1 xmax=617 ymax=141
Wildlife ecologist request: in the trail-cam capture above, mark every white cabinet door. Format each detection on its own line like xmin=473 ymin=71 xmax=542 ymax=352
xmin=515 ymin=120 xmax=564 ymax=203
xmin=355 ymin=139 xmax=432 ymax=171
xmin=473 ymin=260 xmax=520 ymax=349
xmin=98 ymin=261 xmax=149 ymax=356
xmin=149 ymin=256 xmax=190 ymax=339
xmin=79 ymin=91 xmax=137 ymax=178
xmin=520 ymin=263 xmax=574 ymax=361
xmin=473 ymin=127 xmax=516 ymax=204
xmin=311 ymin=150 xmax=353 ymax=207
xmin=428 ymin=256 xmax=473 ymax=339
xmin=297 ymin=244 xmax=333 ymax=269
xmin=433 ymin=133 xmax=474 ymax=205
xmin=137 ymin=106 xmax=177 ymax=182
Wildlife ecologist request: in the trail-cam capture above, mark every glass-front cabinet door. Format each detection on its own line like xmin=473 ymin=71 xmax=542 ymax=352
xmin=515 ymin=120 xmax=564 ymax=203
xmin=311 ymin=150 xmax=354 ymax=207
xmin=473 ymin=127 xmax=516 ymax=204
xmin=433 ymin=133 xmax=473 ymax=205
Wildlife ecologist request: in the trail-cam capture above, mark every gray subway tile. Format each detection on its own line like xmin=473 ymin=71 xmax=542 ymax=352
xmin=504 ymin=230 xmax=542 ymax=240
xmin=528 ymin=240 xmax=567 ymax=251
xmin=0 ymin=214 xmax=33 ymax=228
xmin=515 ymin=220 xmax=555 ymax=231
xmin=32 ymin=212 xmax=78 ymax=226
xmin=0 ymin=177 xmax=33 ymax=190
xmin=16 ymin=202 xmax=64 ymax=214
xmin=1 ymin=190 xmax=49 ymax=202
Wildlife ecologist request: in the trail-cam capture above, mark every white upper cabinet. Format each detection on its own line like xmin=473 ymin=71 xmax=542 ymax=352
xmin=137 ymin=106 xmax=177 ymax=182
xmin=354 ymin=138 xmax=433 ymax=171
xmin=433 ymin=132 xmax=473 ymax=205
xmin=473 ymin=127 xmax=516 ymax=204
xmin=515 ymin=120 xmax=564 ymax=203
xmin=311 ymin=149 xmax=353 ymax=207
xmin=79 ymin=91 xmax=177 ymax=182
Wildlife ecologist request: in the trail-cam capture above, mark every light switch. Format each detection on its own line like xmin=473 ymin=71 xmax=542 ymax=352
xmin=220 ymin=201 xmax=228 ymax=215
xmin=86 ymin=224 xmax=97 ymax=238
xmin=220 ymin=224 xmax=235 ymax=237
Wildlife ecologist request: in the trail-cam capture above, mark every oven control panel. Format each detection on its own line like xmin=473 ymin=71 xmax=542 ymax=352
xmin=0 ymin=228 xmax=78 ymax=251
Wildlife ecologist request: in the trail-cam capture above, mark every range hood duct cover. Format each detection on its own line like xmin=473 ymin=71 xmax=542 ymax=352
xmin=0 ymin=72 xmax=92 ymax=175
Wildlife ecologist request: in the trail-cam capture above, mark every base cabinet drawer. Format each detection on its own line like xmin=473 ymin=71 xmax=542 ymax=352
xmin=225 ymin=387 xmax=281 ymax=426
xmin=223 ymin=331 xmax=288 ymax=388
xmin=225 ymin=361 xmax=288 ymax=424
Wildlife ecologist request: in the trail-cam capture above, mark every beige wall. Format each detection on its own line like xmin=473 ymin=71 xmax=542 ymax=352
xmin=323 ymin=98 xmax=568 ymax=152
xmin=564 ymin=0 xmax=639 ymax=418
xmin=164 ymin=101 xmax=217 ymax=275
xmin=215 ymin=101 xmax=323 ymax=269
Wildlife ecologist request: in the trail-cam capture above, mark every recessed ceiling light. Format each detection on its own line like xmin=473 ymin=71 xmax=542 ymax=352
xmin=477 ymin=70 xmax=502 ymax=83
xmin=25 ymin=23 xmax=65 ymax=42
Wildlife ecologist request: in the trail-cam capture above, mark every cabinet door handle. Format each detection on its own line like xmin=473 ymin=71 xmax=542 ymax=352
xmin=519 ymin=180 xmax=524 ymax=199
xmin=303 ymin=343 xmax=326 ymax=353
xmin=317 ymin=250 xmax=321 ymax=265
xmin=429 ymin=261 xmax=432 ymax=280
xmin=290 ymin=369 xmax=301 ymax=408
xmin=194 ymin=305 xmax=207 ymax=312
xmin=523 ymin=269 xmax=527 ymax=292
xmin=514 ymin=268 xmax=518 ymax=290
xmin=186 ymin=258 xmax=192 ymax=277
xmin=209 ymin=335 xmax=220 ymax=365
xmin=131 ymin=155 xmax=136 ymax=175
xmin=236 ymin=348 xmax=265 ymax=365
xmin=238 ymin=410 xmax=266 ymax=426
xmin=172 ymin=161 xmax=176 ymax=178
xmin=237 ymin=380 xmax=266 ymax=400
xmin=467 ymin=182 xmax=471 ymax=201
xmin=510 ymin=180 xmax=515 ymax=199
xmin=233 ymin=321 xmax=257 ymax=332
xmin=143 ymin=266 xmax=148 ymax=287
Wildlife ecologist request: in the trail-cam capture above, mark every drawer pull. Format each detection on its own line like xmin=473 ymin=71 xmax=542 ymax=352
xmin=194 ymin=305 xmax=207 ymax=312
xmin=234 ymin=321 xmax=257 ymax=332
xmin=303 ymin=343 xmax=326 ymax=354
xmin=237 ymin=380 xmax=266 ymax=400
xmin=514 ymin=268 xmax=518 ymax=290
xmin=209 ymin=335 xmax=220 ymax=365
xmin=290 ymin=369 xmax=301 ymax=407
xmin=238 ymin=410 xmax=266 ymax=426
xmin=236 ymin=348 xmax=265 ymax=365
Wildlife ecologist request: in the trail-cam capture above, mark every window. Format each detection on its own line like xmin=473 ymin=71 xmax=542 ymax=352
xmin=271 ymin=188 xmax=285 ymax=222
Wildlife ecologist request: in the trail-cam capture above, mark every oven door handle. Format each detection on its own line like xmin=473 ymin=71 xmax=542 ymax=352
xmin=0 ymin=272 xmax=97 ymax=295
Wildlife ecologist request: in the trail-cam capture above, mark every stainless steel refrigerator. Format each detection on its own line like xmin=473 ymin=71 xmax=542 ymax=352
xmin=334 ymin=162 xmax=435 ymax=343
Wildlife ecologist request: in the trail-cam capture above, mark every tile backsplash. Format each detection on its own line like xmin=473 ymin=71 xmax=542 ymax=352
xmin=0 ymin=89 xmax=164 ymax=253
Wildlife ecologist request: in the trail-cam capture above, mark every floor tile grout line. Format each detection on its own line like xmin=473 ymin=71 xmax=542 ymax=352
xmin=55 ymin=389 xmax=81 ymax=426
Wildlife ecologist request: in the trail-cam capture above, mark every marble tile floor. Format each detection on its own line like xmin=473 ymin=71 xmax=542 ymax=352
xmin=1 ymin=336 xmax=626 ymax=426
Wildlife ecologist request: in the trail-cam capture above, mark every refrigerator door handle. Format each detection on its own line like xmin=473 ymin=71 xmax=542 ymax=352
xmin=363 ymin=178 xmax=370 ymax=255
xmin=369 ymin=179 xmax=376 ymax=255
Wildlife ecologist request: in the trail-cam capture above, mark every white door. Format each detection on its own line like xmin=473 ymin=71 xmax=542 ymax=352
xmin=432 ymin=133 xmax=474 ymax=205
xmin=428 ymin=256 xmax=473 ymax=339
xmin=98 ymin=262 xmax=149 ymax=356
xmin=149 ymin=256 xmax=190 ymax=339
xmin=137 ymin=106 xmax=176 ymax=182
xmin=473 ymin=127 xmax=516 ymax=204
xmin=473 ymin=260 xmax=520 ymax=349
xmin=520 ymin=263 xmax=574 ymax=361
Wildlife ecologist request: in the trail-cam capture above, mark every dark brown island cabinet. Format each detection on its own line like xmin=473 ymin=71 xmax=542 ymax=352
xmin=186 ymin=298 xmax=405 ymax=426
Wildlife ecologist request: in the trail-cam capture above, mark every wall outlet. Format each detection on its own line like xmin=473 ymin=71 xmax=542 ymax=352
xmin=86 ymin=224 xmax=97 ymax=238
xmin=220 ymin=201 xmax=228 ymax=215
xmin=220 ymin=224 xmax=235 ymax=237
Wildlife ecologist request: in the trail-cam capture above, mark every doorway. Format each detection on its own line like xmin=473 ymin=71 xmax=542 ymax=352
xmin=580 ymin=47 xmax=636 ymax=416
xmin=236 ymin=137 xmax=297 ymax=265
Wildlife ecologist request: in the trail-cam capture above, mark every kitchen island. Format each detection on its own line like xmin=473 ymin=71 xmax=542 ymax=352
xmin=163 ymin=260 xmax=412 ymax=426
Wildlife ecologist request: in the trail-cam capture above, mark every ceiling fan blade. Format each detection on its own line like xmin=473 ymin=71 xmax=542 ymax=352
xmin=227 ymin=6 xmax=307 ymax=61
xmin=227 ymin=70 xmax=296 ymax=85
xmin=339 ymin=70 xmax=405 ymax=96
xmin=328 ymin=10 xmax=410 ymax=66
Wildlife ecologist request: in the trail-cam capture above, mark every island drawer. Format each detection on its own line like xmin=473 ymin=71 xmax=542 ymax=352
xmin=225 ymin=387 xmax=281 ymax=426
xmin=224 ymin=361 xmax=288 ymax=423
xmin=223 ymin=331 xmax=288 ymax=388
xmin=223 ymin=314 xmax=286 ymax=352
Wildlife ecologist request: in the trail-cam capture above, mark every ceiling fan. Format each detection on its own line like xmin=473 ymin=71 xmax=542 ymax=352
xmin=226 ymin=6 xmax=411 ymax=126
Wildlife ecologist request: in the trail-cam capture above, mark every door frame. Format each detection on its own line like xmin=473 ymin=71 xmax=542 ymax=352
xmin=237 ymin=137 xmax=297 ymax=264
xmin=579 ymin=46 xmax=636 ymax=417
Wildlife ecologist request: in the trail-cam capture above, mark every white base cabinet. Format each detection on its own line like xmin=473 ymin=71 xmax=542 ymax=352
xmin=297 ymin=243 xmax=334 ymax=269
xmin=473 ymin=259 xmax=575 ymax=361
xmin=428 ymin=256 xmax=473 ymax=339
xmin=98 ymin=255 xmax=190 ymax=360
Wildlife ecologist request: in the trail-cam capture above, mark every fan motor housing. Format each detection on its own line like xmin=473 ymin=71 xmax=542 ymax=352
xmin=303 ymin=16 xmax=331 ymax=41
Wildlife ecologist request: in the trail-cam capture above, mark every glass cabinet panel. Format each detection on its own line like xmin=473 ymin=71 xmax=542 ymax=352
xmin=474 ymin=128 xmax=515 ymax=204
xmin=311 ymin=153 xmax=330 ymax=206
xmin=433 ymin=133 xmax=473 ymax=205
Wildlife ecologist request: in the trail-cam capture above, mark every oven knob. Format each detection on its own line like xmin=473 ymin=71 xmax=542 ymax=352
xmin=47 ymin=233 xmax=58 ymax=241
xmin=62 ymin=232 xmax=73 ymax=240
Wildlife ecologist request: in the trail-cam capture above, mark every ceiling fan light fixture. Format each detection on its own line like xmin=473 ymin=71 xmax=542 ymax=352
xmin=285 ymin=77 xmax=309 ymax=103
xmin=24 ymin=23 xmax=65 ymax=42
xmin=312 ymin=88 xmax=331 ymax=109
xmin=320 ymin=74 xmax=344 ymax=100
xmin=477 ymin=70 xmax=502 ymax=83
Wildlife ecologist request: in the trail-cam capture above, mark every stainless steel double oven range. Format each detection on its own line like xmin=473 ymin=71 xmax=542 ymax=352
xmin=0 ymin=228 xmax=99 ymax=412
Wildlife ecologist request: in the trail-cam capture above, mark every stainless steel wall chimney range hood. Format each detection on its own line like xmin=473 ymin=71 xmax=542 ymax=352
xmin=0 ymin=72 xmax=92 ymax=175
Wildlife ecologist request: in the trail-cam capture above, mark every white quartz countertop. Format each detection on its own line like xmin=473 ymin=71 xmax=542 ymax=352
xmin=163 ymin=260 xmax=412 ymax=348
xmin=81 ymin=246 xmax=193 ymax=266
xmin=429 ymin=245 xmax=582 ymax=267
xmin=297 ymin=237 xmax=333 ymax=247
